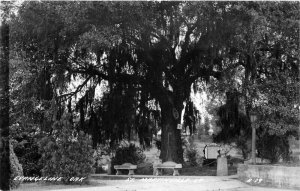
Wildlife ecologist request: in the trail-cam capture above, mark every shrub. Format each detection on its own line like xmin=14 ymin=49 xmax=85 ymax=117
xmin=111 ymin=143 xmax=145 ymax=174
xmin=14 ymin=138 xmax=42 ymax=176
xmin=38 ymin=113 xmax=95 ymax=184
xmin=186 ymin=149 xmax=198 ymax=166
xmin=93 ymin=144 xmax=113 ymax=174
xmin=10 ymin=141 xmax=23 ymax=189
xmin=136 ymin=162 xmax=153 ymax=175
xmin=257 ymin=134 xmax=290 ymax=163
xmin=183 ymin=137 xmax=201 ymax=166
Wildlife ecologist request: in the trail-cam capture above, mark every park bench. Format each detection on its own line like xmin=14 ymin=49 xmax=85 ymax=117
xmin=153 ymin=161 xmax=182 ymax=176
xmin=114 ymin=163 xmax=137 ymax=175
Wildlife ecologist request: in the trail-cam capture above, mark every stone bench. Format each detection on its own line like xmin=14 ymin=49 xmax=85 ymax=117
xmin=114 ymin=163 xmax=137 ymax=175
xmin=153 ymin=161 xmax=182 ymax=176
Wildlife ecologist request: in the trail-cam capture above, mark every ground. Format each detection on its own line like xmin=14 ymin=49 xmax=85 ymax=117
xmin=15 ymin=175 xmax=298 ymax=191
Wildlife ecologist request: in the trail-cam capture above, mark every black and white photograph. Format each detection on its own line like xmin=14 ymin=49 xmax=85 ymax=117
xmin=0 ymin=1 xmax=299 ymax=191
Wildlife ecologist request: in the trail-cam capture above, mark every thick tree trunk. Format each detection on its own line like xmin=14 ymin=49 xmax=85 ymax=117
xmin=0 ymin=10 xmax=11 ymax=190
xmin=159 ymin=94 xmax=184 ymax=163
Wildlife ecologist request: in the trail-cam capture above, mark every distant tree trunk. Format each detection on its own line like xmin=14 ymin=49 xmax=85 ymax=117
xmin=0 ymin=6 xmax=11 ymax=190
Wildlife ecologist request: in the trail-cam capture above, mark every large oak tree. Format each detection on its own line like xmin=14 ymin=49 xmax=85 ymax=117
xmin=11 ymin=1 xmax=298 ymax=164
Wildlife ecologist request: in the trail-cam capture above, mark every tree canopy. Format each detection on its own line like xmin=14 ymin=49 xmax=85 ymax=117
xmin=8 ymin=1 xmax=300 ymax=165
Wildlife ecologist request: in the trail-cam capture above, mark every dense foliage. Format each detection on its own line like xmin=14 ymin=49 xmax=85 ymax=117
xmin=38 ymin=114 xmax=94 ymax=183
xmin=212 ymin=2 xmax=299 ymax=162
xmin=213 ymin=90 xmax=251 ymax=159
xmin=13 ymin=136 xmax=42 ymax=176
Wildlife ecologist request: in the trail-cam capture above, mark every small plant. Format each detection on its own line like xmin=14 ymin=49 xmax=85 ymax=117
xmin=136 ymin=162 xmax=153 ymax=175
xmin=184 ymin=137 xmax=201 ymax=166
xmin=186 ymin=149 xmax=198 ymax=166
xmin=111 ymin=142 xmax=145 ymax=174
xmin=93 ymin=143 xmax=114 ymax=173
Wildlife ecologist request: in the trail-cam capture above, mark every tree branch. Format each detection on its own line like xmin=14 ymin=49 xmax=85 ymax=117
xmin=58 ymin=75 xmax=93 ymax=101
xmin=67 ymin=65 xmax=143 ymax=84
xmin=187 ymin=68 xmax=222 ymax=87
xmin=180 ymin=23 xmax=197 ymax=57
xmin=67 ymin=65 xmax=109 ymax=81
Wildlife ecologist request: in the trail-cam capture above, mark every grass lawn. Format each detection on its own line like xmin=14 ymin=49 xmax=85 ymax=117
xmin=181 ymin=165 xmax=237 ymax=176
xmin=135 ymin=162 xmax=238 ymax=176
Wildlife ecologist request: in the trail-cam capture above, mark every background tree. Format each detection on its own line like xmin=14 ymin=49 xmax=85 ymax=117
xmin=252 ymin=2 xmax=299 ymax=162
xmin=213 ymin=90 xmax=251 ymax=159
xmin=212 ymin=2 xmax=299 ymax=162
xmin=183 ymin=99 xmax=200 ymax=135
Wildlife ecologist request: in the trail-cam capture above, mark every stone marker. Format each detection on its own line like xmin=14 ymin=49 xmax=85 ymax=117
xmin=107 ymin=161 xmax=112 ymax=175
xmin=217 ymin=156 xmax=228 ymax=176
